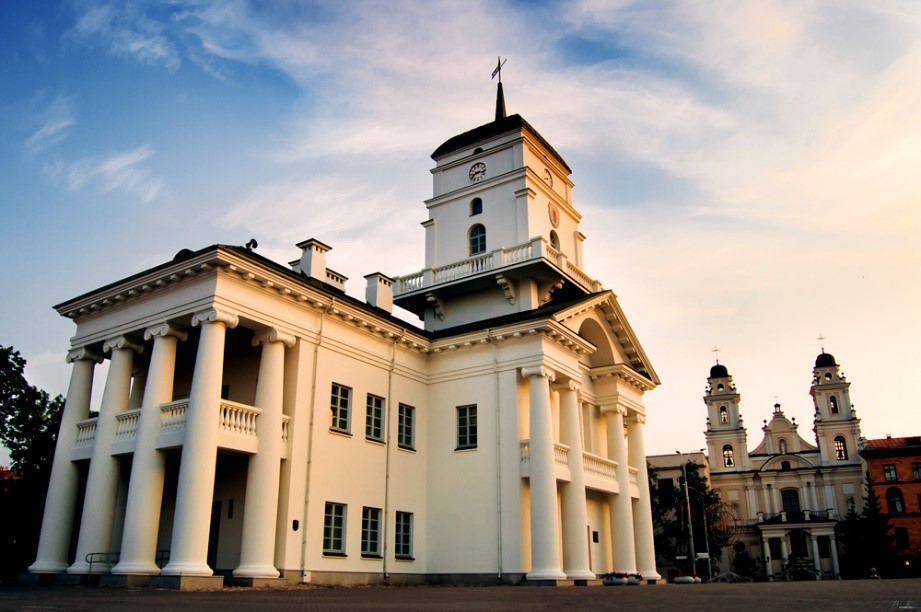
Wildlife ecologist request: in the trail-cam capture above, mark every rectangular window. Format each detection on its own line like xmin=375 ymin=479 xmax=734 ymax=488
xmin=457 ymin=404 xmax=477 ymax=450
xmin=330 ymin=383 xmax=351 ymax=433
xmin=398 ymin=403 xmax=415 ymax=450
xmin=365 ymin=394 xmax=384 ymax=441
xmin=913 ymin=462 xmax=921 ymax=481
xmin=323 ymin=502 xmax=346 ymax=555
xmin=884 ymin=464 xmax=897 ymax=482
xmin=361 ymin=506 xmax=382 ymax=557
xmin=394 ymin=511 xmax=413 ymax=559
xmin=895 ymin=527 xmax=910 ymax=549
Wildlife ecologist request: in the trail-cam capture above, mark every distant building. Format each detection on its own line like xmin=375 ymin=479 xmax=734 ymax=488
xmin=860 ymin=435 xmax=921 ymax=576
xmin=702 ymin=352 xmax=864 ymax=580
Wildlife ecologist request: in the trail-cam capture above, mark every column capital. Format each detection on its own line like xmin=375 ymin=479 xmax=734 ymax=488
xmin=252 ymin=327 xmax=296 ymax=348
xmin=552 ymin=379 xmax=581 ymax=393
xmin=629 ymin=413 xmax=647 ymax=425
xmin=103 ymin=336 xmax=144 ymax=354
xmin=144 ymin=322 xmax=189 ymax=342
xmin=521 ymin=365 xmax=555 ymax=382
xmin=66 ymin=347 xmax=103 ymax=364
xmin=192 ymin=308 xmax=239 ymax=329
xmin=600 ymin=404 xmax=627 ymax=416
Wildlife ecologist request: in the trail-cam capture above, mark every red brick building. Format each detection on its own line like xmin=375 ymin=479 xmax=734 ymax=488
xmin=860 ymin=436 xmax=921 ymax=576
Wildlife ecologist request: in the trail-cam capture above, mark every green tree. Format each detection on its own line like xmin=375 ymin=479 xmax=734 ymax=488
xmin=0 ymin=345 xmax=65 ymax=579
xmin=838 ymin=471 xmax=895 ymax=579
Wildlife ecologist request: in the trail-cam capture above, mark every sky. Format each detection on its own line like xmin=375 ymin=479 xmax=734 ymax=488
xmin=1 ymin=0 xmax=920 ymax=467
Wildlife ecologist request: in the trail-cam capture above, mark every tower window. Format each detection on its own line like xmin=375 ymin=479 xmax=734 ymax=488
xmin=833 ymin=436 xmax=848 ymax=460
xmin=781 ymin=488 xmax=801 ymax=513
xmin=722 ymin=444 xmax=735 ymax=467
xmin=549 ymin=230 xmax=560 ymax=250
xmin=469 ymin=224 xmax=486 ymax=256
xmin=719 ymin=406 xmax=728 ymax=424
xmin=779 ymin=439 xmax=788 ymax=454
xmin=887 ymin=487 xmax=905 ymax=514
xmin=470 ymin=197 xmax=482 ymax=216
xmin=829 ymin=396 xmax=839 ymax=414
xmin=717 ymin=384 xmax=724 ymax=391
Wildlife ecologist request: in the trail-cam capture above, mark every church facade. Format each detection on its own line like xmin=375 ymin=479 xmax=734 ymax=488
xmin=29 ymin=89 xmax=661 ymax=588
xmin=703 ymin=353 xmax=864 ymax=580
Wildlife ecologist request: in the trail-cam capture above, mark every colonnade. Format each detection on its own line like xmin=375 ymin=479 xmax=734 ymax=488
xmin=29 ymin=308 xmax=295 ymax=579
xmin=521 ymin=366 xmax=659 ymax=582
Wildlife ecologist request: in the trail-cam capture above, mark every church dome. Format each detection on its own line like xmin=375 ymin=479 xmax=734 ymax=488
xmin=709 ymin=363 xmax=729 ymax=378
xmin=815 ymin=352 xmax=837 ymax=368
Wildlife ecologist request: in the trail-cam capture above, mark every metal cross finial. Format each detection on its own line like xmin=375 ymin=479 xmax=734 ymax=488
xmin=491 ymin=56 xmax=507 ymax=83
xmin=817 ymin=334 xmax=826 ymax=352
xmin=712 ymin=346 xmax=721 ymax=364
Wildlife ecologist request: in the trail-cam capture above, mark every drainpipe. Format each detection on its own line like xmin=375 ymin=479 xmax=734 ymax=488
xmin=299 ymin=304 xmax=328 ymax=581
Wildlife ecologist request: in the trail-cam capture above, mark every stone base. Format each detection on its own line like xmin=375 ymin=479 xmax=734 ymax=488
xmin=19 ymin=572 xmax=60 ymax=584
xmin=523 ymin=578 xmax=576 ymax=587
xmin=100 ymin=574 xmax=152 ymax=588
xmin=56 ymin=573 xmax=94 ymax=585
xmin=230 ymin=576 xmax=290 ymax=588
xmin=148 ymin=575 xmax=225 ymax=591
xmin=573 ymin=578 xmax=603 ymax=586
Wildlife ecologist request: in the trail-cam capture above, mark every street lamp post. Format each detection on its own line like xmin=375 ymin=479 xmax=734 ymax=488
xmin=688 ymin=486 xmax=711 ymax=582
xmin=676 ymin=451 xmax=697 ymax=578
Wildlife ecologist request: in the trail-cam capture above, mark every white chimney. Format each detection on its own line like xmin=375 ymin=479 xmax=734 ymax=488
xmin=364 ymin=272 xmax=394 ymax=313
xmin=294 ymin=238 xmax=331 ymax=281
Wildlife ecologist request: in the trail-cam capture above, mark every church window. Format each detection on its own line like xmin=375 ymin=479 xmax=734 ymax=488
xmin=457 ymin=405 xmax=478 ymax=450
xmin=781 ymin=489 xmax=801 ymax=513
xmin=824 ymin=372 xmax=832 ymax=381
xmin=722 ymin=444 xmax=735 ymax=467
xmin=834 ymin=436 xmax=848 ymax=460
xmin=470 ymin=197 xmax=483 ymax=216
xmin=469 ymin=224 xmax=486 ymax=255
xmin=884 ymin=464 xmax=897 ymax=482
xmin=394 ymin=511 xmax=414 ymax=558
xmin=361 ymin=506 xmax=382 ymax=557
xmin=549 ymin=230 xmax=560 ymax=251
xmin=779 ymin=439 xmax=788 ymax=454
xmin=719 ymin=406 xmax=728 ymax=424
xmin=323 ymin=502 xmax=347 ymax=555
xmin=398 ymin=403 xmax=415 ymax=450
xmin=365 ymin=394 xmax=384 ymax=442
xmin=829 ymin=396 xmax=839 ymax=414
xmin=717 ymin=384 xmax=724 ymax=391
xmin=887 ymin=487 xmax=905 ymax=514
xmin=330 ymin=383 xmax=351 ymax=433
xmin=912 ymin=462 xmax=921 ymax=481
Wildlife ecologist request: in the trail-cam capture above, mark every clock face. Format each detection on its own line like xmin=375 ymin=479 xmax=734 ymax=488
xmin=469 ymin=162 xmax=487 ymax=182
xmin=548 ymin=202 xmax=560 ymax=228
xmin=544 ymin=169 xmax=553 ymax=188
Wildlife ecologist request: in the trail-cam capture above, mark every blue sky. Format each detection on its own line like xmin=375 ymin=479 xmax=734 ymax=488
xmin=2 ymin=1 xmax=920 ymax=465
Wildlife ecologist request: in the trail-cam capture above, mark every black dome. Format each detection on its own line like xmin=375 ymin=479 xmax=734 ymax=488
xmin=709 ymin=364 xmax=729 ymax=378
xmin=815 ymin=352 xmax=837 ymax=368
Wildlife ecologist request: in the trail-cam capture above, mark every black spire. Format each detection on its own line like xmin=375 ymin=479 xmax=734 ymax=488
xmin=495 ymin=81 xmax=507 ymax=121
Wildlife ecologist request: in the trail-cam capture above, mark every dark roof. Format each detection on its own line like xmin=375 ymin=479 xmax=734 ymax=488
xmin=709 ymin=363 xmax=729 ymax=378
xmin=815 ymin=352 xmax=837 ymax=368
xmin=431 ymin=114 xmax=572 ymax=173
xmin=863 ymin=436 xmax=921 ymax=450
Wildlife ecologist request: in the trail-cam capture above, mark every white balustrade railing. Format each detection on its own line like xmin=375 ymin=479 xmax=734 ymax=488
xmin=160 ymin=400 xmax=189 ymax=432
xmin=219 ymin=401 xmax=261 ymax=436
xmin=628 ymin=466 xmax=639 ymax=488
xmin=114 ymin=409 xmax=141 ymax=440
xmin=553 ymin=443 xmax=571 ymax=469
xmin=583 ymin=452 xmax=617 ymax=481
xmin=74 ymin=417 xmax=99 ymax=448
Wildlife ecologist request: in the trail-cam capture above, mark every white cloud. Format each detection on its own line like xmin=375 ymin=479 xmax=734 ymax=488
xmin=71 ymin=2 xmax=181 ymax=70
xmin=25 ymin=95 xmax=75 ymax=154
xmin=59 ymin=144 xmax=164 ymax=204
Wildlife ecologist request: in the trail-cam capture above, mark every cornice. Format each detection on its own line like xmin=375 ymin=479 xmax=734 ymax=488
xmin=590 ymin=364 xmax=656 ymax=392
xmin=427 ymin=319 xmax=594 ymax=359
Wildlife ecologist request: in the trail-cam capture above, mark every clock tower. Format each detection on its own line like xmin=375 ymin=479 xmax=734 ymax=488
xmin=393 ymin=84 xmax=601 ymax=330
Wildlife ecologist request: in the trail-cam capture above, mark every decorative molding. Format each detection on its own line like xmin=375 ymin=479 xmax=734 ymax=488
xmin=426 ymin=292 xmax=446 ymax=320
xmin=102 ymin=336 xmax=144 ymax=354
xmin=600 ymin=404 xmax=628 ymax=417
xmin=521 ymin=365 xmax=555 ymax=382
xmin=629 ymin=413 xmax=647 ymax=426
xmin=192 ymin=308 xmax=239 ymax=329
xmin=538 ymin=279 xmax=563 ymax=305
xmin=144 ymin=322 xmax=189 ymax=342
xmin=495 ymin=274 xmax=516 ymax=305
xmin=66 ymin=347 xmax=103 ymax=364
xmin=552 ymin=380 xmax=581 ymax=393
xmin=252 ymin=328 xmax=297 ymax=348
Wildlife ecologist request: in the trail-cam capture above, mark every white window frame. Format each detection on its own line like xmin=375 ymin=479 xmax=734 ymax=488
xmin=395 ymin=510 xmax=413 ymax=559
xmin=323 ymin=502 xmax=347 ymax=555
xmin=330 ymin=383 xmax=351 ymax=433
xmin=361 ymin=506 xmax=382 ymax=557
xmin=457 ymin=404 xmax=477 ymax=450
xmin=398 ymin=403 xmax=415 ymax=450
xmin=366 ymin=393 xmax=384 ymax=442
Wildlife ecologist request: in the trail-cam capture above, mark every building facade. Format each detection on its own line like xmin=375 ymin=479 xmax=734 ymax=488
xmin=29 ymin=90 xmax=661 ymax=588
xmin=702 ymin=353 xmax=864 ymax=580
xmin=860 ymin=435 xmax=921 ymax=576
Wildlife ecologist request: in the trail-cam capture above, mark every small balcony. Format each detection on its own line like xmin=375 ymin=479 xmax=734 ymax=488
xmin=519 ymin=441 xmax=635 ymax=496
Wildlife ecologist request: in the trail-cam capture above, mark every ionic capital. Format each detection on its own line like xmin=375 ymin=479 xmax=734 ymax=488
xmin=192 ymin=308 xmax=239 ymax=329
xmin=252 ymin=327 xmax=296 ymax=348
xmin=103 ymin=336 xmax=144 ymax=354
xmin=600 ymin=404 xmax=627 ymax=417
xmin=630 ymin=413 xmax=647 ymax=426
xmin=552 ymin=380 xmax=581 ymax=393
xmin=66 ymin=347 xmax=103 ymax=364
xmin=521 ymin=365 xmax=555 ymax=382
xmin=144 ymin=322 xmax=189 ymax=342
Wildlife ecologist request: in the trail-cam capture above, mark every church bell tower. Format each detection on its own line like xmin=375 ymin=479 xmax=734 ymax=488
xmin=810 ymin=350 xmax=861 ymax=466
xmin=704 ymin=362 xmax=750 ymax=471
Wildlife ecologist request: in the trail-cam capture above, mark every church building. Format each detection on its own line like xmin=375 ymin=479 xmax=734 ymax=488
xmin=703 ymin=352 xmax=864 ymax=580
xmin=29 ymin=84 xmax=661 ymax=588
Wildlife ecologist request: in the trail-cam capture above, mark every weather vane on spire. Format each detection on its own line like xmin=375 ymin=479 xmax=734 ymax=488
xmin=817 ymin=334 xmax=826 ymax=352
xmin=491 ymin=56 xmax=507 ymax=83
xmin=712 ymin=346 xmax=721 ymax=364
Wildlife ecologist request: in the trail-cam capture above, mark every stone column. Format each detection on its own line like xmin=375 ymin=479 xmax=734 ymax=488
xmin=823 ymin=483 xmax=836 ymax=513
xmin=628 ymin=414 xmax=660 ymax=580
xmin=603 ymin=405 xmax=636 ymax=573
xmin=762 ymin=537 xmax=772 ymax=581
xmin=761 ymin=484 xmax=771 ymax=515
xmin=521 ymin=366 xmax=565 ymax=581
xmin=780 ymin=538 xmax=789 ymax=564
xmin=29 ymin=348 xmax=102 ymax=573
xmin=112 ymin=323 xmax=187 ymax=575
xmin=69 ymin=336 xmax=143 ymax=574
xmin=829 ymin=534 xmax=841 ymax=578
xmin=234 ymin=328 xmax=295 ymax=579
xmin=811 ymin=534 xmax=822 ymax=578
xmin=556 ymin=381 xmax=593 ymax=580
xmin=162 ymin=308 xmax=238 ymax=577
xmin=745 ymin=483 xmax=759 ymax=517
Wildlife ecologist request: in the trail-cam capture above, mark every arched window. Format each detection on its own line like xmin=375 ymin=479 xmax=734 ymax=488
xmin=722 ymin=444 xmax=735 ymax=467
xmin=470 ymin=197 xmax=483 ymax=216
xmin=829 ymin=396 xmax=839 ymax=414
xmin=887 ymin=487 xmax=905 ymax=514
xmin=469 ymin=224 xmax=486 ymax=255
xmin=719 ymin=406 xmax=728 ymax=424
xmin=779 ymin=439 xmax=788 ymax=454
xmin=549 ymin=230 xmax=560 ymax=250
xmin=717 ymin=384 xmax=724 ymax=391
xmin=834 ymin=436 xmax=848 ymax=460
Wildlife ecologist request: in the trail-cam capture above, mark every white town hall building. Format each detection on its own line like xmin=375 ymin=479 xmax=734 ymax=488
xmin=29 ymin=86 xmax=661 ymax=588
